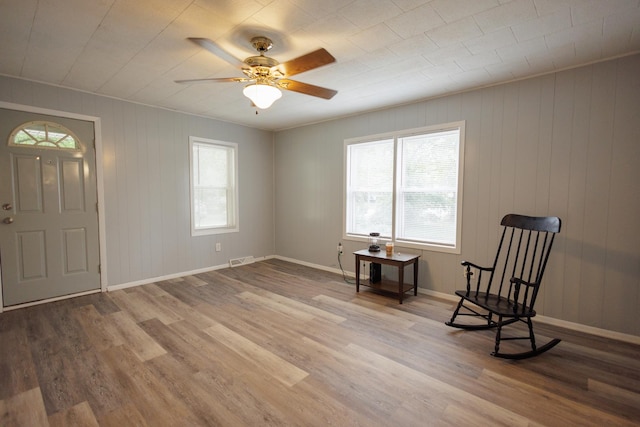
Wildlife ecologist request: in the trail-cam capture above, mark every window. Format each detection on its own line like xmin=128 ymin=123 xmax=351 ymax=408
xmin=9 ymin=121 xmax=80 ymax=150
xmin=344 ymin=122 xmax=464 ymax=253
xmin=189 ymin=136 xmax=239 ymax=236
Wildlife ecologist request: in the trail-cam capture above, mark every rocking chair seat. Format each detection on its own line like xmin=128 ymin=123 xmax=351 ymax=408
xmin=453 ymin=290 xmax=537 ymax=318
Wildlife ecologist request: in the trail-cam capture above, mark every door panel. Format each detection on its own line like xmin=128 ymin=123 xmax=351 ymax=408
xmin=14 ymin=155 xmax=44 ymax=212
xmin=62 ymin=227 xmax=88 ymax=274
xmin=0 ymin=108 xmax=100 ymax=306
xmin=17 ymin=230 xmax=47 ymax=280
xmin=60 ymin=158 xmax=86 ymax=212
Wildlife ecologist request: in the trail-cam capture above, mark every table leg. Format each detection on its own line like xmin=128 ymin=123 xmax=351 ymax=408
xmin=398 ymin=264 xmax=404 ymax=304
xmin=355 ymin=255 xmax=360 ymax=293
xmin=414 ymin=259 xmax=418 ymax=296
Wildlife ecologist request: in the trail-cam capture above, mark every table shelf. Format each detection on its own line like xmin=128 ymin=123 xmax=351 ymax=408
xmin=353 ymin=249 xmax=420 ymax=304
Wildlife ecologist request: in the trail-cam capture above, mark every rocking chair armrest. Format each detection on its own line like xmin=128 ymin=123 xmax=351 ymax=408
xmin=509 ymin=277 xmax=539 ymax=313
xmin=509 ymin=277 xmax=538 ymax=288
xmin=461 ymin=261 xmax=493 ymax=272
xmin=461 ymin=261 xmax=494 ymax=294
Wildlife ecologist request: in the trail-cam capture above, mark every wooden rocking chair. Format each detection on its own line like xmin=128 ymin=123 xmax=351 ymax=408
xmin=445 ymin=214 xmax=562 ymax=359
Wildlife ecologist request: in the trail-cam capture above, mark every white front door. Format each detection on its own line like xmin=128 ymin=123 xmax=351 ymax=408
xmin=0 ymin=108 xmax=100 ymax=306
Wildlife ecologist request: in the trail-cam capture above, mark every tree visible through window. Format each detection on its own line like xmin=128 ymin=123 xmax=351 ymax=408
xmin=189 ymin=136 xmax=239 ymax=236
xmin=9 ymin=121 xmax=79 ymax=150
xmin=345 ymin=122 xmax=465 ymax=253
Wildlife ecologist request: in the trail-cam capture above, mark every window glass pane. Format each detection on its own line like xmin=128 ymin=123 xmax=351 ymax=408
xmin=397 ymin=129 xmax=459 ymax=245
xmin=9 ymin=121 xmax=79 ymax=150
xmin=190 ymin=137 xmax=238 ymax=236
xmin=194 ymin=187 xmax=228 ymax=228
xmin=14 ymin=130 xmax=36 ymax=145
xmin=350 ymin=191 xmax=393 ymax=236
xmin=398 ymin=191 xmax=457 ymax=244
xmin=346 ymin=140 xmax=393 ymax=237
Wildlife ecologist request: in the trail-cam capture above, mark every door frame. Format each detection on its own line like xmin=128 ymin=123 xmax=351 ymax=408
xmin=0 ymin=101 xmax=108 ymax=312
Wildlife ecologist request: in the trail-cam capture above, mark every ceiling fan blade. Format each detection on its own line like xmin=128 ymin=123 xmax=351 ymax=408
xmin=175 ymin=77 xmax=249 ymax=84
xmin=188 ymin=37 xmax=245 ymax=68
xmin=275 ymin=48 xmax=336 ymax=77
xmin=277 ymin=79 xmax=337 ymax=100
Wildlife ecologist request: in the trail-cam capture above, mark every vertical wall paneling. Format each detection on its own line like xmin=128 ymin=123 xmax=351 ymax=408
xmin=473 ymin=88 xmax=496 ymax=263
xmin=513 ymin=78 xmax=541 ymax=215
xmin=579 ymin=61 xmax=616 ymax=328
xmin=459 ymin=90 xmax=482 ymax=265
xmin=0 ymin=75 xmax=274 ymax=290
xmin=602 ymin=55 xmax=640 ymax=333
xmin=545 ymin=72 xmax=572 ymax=319
xmin=274 ymin=54 xmax=640 ymax=337
xmin=563 ymin=66 xmax=591 ymax=324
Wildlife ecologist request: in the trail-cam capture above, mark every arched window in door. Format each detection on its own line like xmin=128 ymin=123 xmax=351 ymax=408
xmin=8 ymin=121 xmax=80 ymax=150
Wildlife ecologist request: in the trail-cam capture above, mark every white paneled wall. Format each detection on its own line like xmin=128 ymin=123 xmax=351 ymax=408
xmin=274 ymin=54 xmax=640 ymax=337
xmin=0 ymin=76 xmax=275 ymax=287
xmin=0 ymin=54 xmax=638 ymax=337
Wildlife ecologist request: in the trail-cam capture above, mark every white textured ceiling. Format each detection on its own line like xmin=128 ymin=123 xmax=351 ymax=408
xmin=1 ymin=0 xmax=639 ymax=131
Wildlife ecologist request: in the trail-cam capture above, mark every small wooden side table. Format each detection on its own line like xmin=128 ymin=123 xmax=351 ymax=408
xmin=353 ymin=249 xmax=420 ymax=304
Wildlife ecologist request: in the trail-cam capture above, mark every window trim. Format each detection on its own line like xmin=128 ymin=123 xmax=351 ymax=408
xmin=189 ymin=136 xmax=239 ymax=236
xmin=343 ymin=121 xmax=465 ymax=254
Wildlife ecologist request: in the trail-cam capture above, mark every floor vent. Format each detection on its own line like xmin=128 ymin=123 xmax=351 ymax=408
xmin=229 ymin=256 xmax=255 ymax=268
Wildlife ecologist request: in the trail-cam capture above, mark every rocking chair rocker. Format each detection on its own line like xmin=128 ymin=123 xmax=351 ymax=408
xmin=446 ymin=214 xmax=562 ymax=359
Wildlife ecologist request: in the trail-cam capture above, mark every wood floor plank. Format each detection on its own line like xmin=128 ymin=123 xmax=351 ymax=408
xmin=588 ymin=377 xmax=640 ymax=411
xmin=145 ymin=353 xmax=247 ymax=426
xmin=99 ymin=345 xmax=198 ymax=426
xmin=0 ymin=327 xmax=39 ymax=400
xmin=154 ymin=293 xmax=218 ymax=329
xmin=0 ymin=387 xmax=48 ymax=427
xmin=203 ymin=322 xmax=309 ymax=387
xmin=343 ymin=342 xmax=539 ymax=426
xmin=478 ymin=368 xmax=639 ymax=426
xmin=73 ymin=304 xmax=124 ymax=352
xmin=192 ymin=368 xmax=297 ymax=426
xmin=236 ymin=290 xmax=317 ymax=321
xmin=48 ymin=401 xmax=99 ymax=427
xmin=0 ymin=259 xmax=639 ymax=426
xmin=27 ymin=321 xmax=88 ymax=415
xmin=97 ymin=403 xmax=149 ymax=427
xmin=297 ymin=335 xmax=407 ymax=420
xmin=104 ymin=311 xmax=166 ymax=362
xmin=139 ymin=318 xmax=221 ymax=373
xmin=110 ymin=289 xmax=183 ymax=325
xmin=248 ymin=288 xmax=347 ymax=324
xmin=313 ymin=294 xmax=416 ymax=329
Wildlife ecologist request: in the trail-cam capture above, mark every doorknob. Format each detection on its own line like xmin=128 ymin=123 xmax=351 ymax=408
xmin=3 ymin=217 xmax=14 ymax=224
xmin=2 ymin=203 xmax=11 ymax=210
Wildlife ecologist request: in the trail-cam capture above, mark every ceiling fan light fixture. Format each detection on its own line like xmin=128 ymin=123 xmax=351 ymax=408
xmin=243 ymin=83 xmax=282 ymax=109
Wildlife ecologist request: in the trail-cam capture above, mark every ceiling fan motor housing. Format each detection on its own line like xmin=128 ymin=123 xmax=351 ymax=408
xmin=244 ymin=55 xmax=279 ymax=68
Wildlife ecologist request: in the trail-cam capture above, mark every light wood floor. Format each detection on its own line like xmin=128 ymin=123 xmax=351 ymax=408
xmin=1 ymin=259 xmax=639 ymax=426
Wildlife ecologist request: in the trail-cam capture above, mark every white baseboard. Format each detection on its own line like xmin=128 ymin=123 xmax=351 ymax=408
xmin=107 ymin=256 xmax=273 ymax=292
xmin=274 ymin=255 xmax=346 ymax=276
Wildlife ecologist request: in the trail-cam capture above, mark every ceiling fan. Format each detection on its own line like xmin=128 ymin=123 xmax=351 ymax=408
xmin=175 ymin=36 xmax=338 ymax=109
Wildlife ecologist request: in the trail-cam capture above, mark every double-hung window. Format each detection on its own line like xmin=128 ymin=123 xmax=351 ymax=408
xmin=189 ymin=136 xmax=239 ymax=236
xmin=344 ymin=122 xmax=465 ymax=253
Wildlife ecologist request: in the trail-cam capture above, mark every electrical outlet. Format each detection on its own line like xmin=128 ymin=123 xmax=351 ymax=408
xmin=215 ymin=243 xmax=221 ymax=252
xmin=337 ymin=242 xmax=343 ymax=254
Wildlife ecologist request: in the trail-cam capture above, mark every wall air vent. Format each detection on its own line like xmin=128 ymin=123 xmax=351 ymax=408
xmin=229 ymin=256 xmax=255 ymax=268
